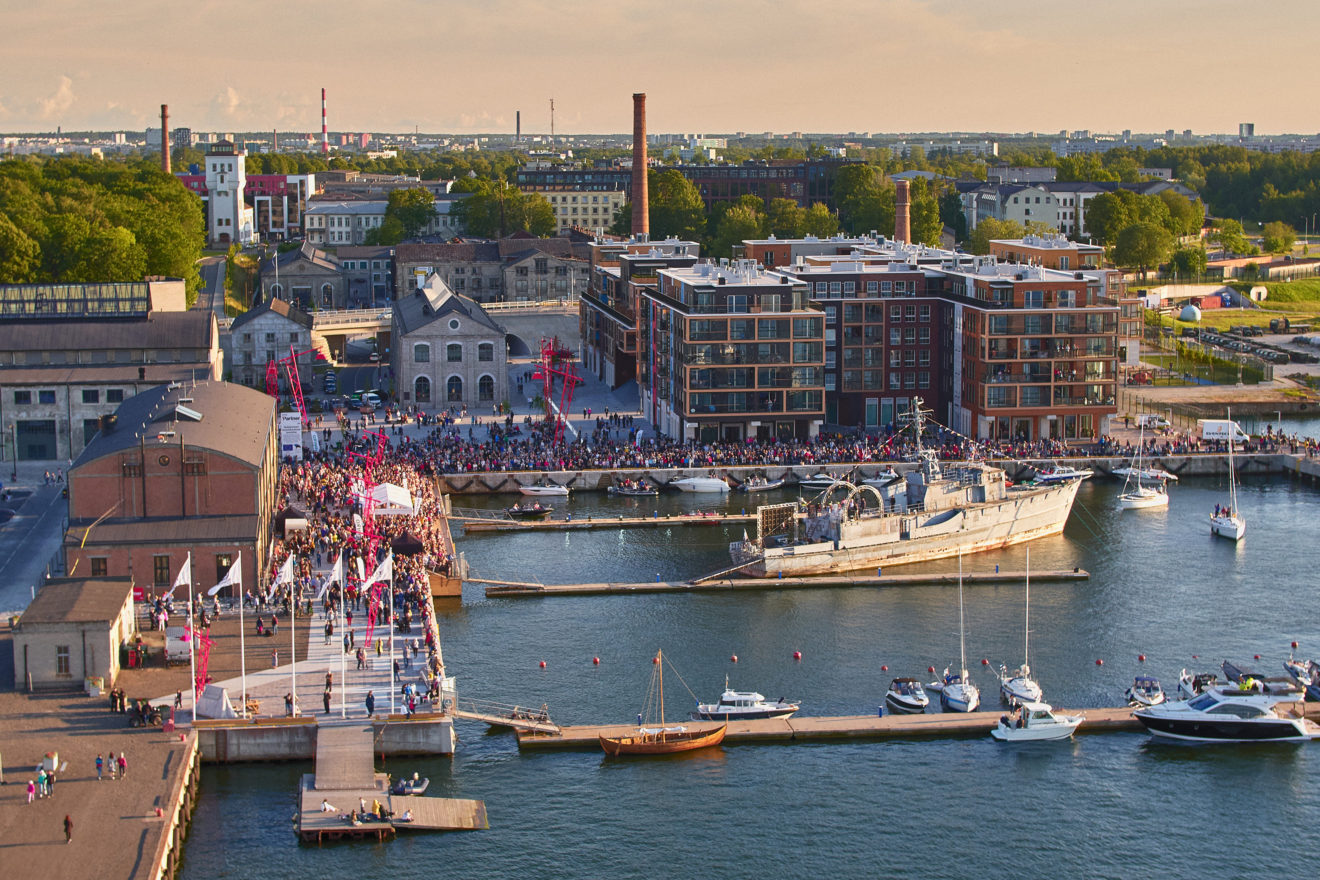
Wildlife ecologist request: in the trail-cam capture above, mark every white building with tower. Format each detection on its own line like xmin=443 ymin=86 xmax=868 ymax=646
xmin=204 ymin=141 xmax=257 ymax=247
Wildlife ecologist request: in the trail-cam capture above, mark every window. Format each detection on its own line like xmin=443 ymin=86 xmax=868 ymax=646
xmin=242 ymin=333 xmax=253 ymax=343
xmin=889 ymin=372 xmax=901 ymax=389
xmin=889 ymin=328 xmax=901 ymax=345
xmin=446 ymin=376 xmax=463 ymax=402
xmin=866 ymin=281 xmax=878 ymax=294
xmin=414 ymin=343 xmax=430 ymax=363
xmin=478 ymin=374 xmax=495 ymax=402
xmin=446 ymin=343 xmax=462 ymax=362
xmin=90 ymin=558 xmax=108 ymax=577
xmin=215 ymin=554 xmax=233 ymax=584
xmin=1023 ymin=290 xmax=1044 ymax=309
xmin=153 ymin=554 xmax=172 ymax=587
xmin=289 ymin=332 xmax=299 ymax=343
xmin=265 ymin=332 xmax=276 ymax=343
xmin=13 ymin=390 xmax=31 ymax=405
xmin=919 ymin=328 xmax=931 ymax=344
xmin=39 ymin=390 xmax=56 ymax=404
xmin=919 ymin=305 xmax=931 ymax=322
xmin=478 ymin=343 xmax=494 ymax=362
xmin=890 ymin=305 xmax=902 ymax=321
xmin=1057 ymin=290 xmax=1076 ymax=308
xmin=82 ymin=389 xmax=99 ymax=404
xmin=905 ymin=305 xmax=917 ymax=321
xmin=415 ymin=375 xmax=432 ymax=403
xmin=919 ymin=371 xmax=931 ymax=389
xmin=56 ymin=646 xmax=71 ymax=677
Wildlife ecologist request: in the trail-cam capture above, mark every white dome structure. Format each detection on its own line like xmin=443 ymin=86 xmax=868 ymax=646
xmin=1179 ymin=305 xmax=1202 ymax=323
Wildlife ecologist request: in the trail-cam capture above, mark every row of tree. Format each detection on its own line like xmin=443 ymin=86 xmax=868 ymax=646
xmin=0 ymin=157 xmax=204 ymax=294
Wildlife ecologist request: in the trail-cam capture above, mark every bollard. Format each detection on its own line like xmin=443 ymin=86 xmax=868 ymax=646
xmin=877 ymin=567 xmax=882 ymax=578
xmin=656 ymin=573 xmax=661 ymax=583
xmin=778 ymin=571 xmax=783 ymax=579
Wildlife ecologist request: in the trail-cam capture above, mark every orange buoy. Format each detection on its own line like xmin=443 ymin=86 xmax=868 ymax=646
xmin=730 ymin=654 xmax=738 ymax=663
xmin=1292 ymin=641 xmax=1299 ymax=649
xmin=793 ymin=651 xmax=802 ymax=661
xmin=1096 ymin=658 xmax=1104 ymax=666
xmin=592 ymin=656 xmax=600 ymax=665
xmin=539 ymin=660 xmax=546 ymax=668
xmin=1138 ymin=654 xmax=1146 ymax=662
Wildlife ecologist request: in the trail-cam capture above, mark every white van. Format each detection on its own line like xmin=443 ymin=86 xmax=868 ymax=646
xmin=1197 ymin=419 xmax=1250 ymax=443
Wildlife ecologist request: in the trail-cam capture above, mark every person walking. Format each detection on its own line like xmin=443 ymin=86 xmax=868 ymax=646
xmin=26 ymin=780 xmax=35 ymax=804
xmin=107 ymin=752 xmax=116 ymax=780
xmin=117 ymin=753 xmax=127 ymax=779
xmin=47 ymin=770 xmax=56 ymax=797
xmin=37 ymin=767 xmax=48 ymax=798
xmin=323 ymin=688 xmax=332 ymax=715
xmin=64 ymin=814 xmax=73 ymax=844
xmin=365 ymin=690 xmax=375 ymax=717
xmin=95 ymin=754 xmax=104 ymax=781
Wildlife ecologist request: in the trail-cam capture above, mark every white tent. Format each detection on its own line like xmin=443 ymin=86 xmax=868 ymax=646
xmin=371 ymin=482 xmax=414 ymax=516
xmin=195 ymin=684 xmax=239 ymax=719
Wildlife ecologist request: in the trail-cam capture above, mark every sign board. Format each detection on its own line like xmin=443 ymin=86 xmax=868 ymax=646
xmin=279 ymin=411 xmax=304 ymax=461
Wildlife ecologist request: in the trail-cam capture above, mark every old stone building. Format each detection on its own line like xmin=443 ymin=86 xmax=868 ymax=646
xmin=12 ymin=577 xmax=137 ymax=690
xmin=391 ymin=273 xmax=508 ymax=411
xmin=258 ymin=242 xmax=344 ymax=309
xmin=227 ymin=297 xmax=317 ymax=388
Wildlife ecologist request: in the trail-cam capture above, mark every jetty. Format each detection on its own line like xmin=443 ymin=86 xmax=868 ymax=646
xmin=453 ymin=508 xmax=757 ymax=533
xmin=297 ymin=723 xmax=487 ymax=843
xmin=476 ymin=568 xmax=1089 ymax=598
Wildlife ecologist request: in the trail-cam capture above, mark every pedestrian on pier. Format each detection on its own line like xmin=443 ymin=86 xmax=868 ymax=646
xmin=117 ymin=754 xmax=127 ymax=779
xmin=365 ymin=690 xmax=376 ymax=716
xmin=64 ymin=814 xmax=73 ymax=844
xmin=26 ymin=780 xmax=34 ymax=804
xmin=95 ymin=754 xmax=103 ymax=781
xmin=107 ymin=752 xmax=116 ymax=780
xmin=323 ymin=689 xmax=332 ymax=715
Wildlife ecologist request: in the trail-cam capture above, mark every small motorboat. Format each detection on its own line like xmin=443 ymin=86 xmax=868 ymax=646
xmin=692 ymin=678 xmax=799 ymax=721
xmin=608 ymin=479 xmax=659 ymax=497
xmin=1177 ymin=669 xmax=1220 ymax=700
xmin=520 ymin=482 xmax=569 ymax=497
xmin=1134 ymin=686 xmax=1319 ymax=743
xmin=798 ymin=472 xmax=848 ymax=490
xmin=1126 ymin=675 xmax=1166 ymax=708
xmin=738 ymin=475 xmax=786 ymax=493
xmin=1283 ymin=655 xmax=1320 ymax=701
xmin=1032 ymin=465 xmax=1094 ymax=483
xmin=998 ymin=664 xmax=1043 ymax=706
xmin=669 ymin=476 xmax=730 ymax=493
xmin=507 ymin=502 xmax=552 ymax=519
xmin=390 ymin=773 xmax=429 ymax=796
xmin=990 ymin=702 xmax=1083 ymax=742
xmin=861 ymin=467 xmax=902 ymax=489
xmin=1221 ymin=659 xmax=1300 ymax=695
xmin=884 ymin=677 xmax=930 ymax=714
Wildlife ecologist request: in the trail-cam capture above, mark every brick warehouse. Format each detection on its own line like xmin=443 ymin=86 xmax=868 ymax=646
xmin=64 ymin=381 xmax=280 ymax=597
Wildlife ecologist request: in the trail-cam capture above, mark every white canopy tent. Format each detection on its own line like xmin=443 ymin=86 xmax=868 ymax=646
xmin=370 ymin=482 xmax=415 ymax=516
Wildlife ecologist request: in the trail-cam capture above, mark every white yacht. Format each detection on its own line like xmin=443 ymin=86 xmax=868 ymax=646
xmin=1118 ymin=426 xmax=1170 ymax=511
xmin=520 ymin=482 xmax=570 ymax=497
xmin=884 ymin=677 xmax=930 ymax=714
xmin=861 ymin=467 xmax=902 ymax=489
xmin=798 ymin=472 xmax=848 ymax=490
xmin=669 ymin=476 xmax=730 ymax=493
xmin=1125 ymin=676 xmax=1166 ymax=708
xmin=692 ymin=679 xmax=798 ymax=721
xmin=1134 ymin=686 xmax=1319 ymax=743
xmin=990 ymin=702 xmax=1083 ymax=742
xmin=1209 ymin=413 xmax=1245 ymax=540
xmin=1032 ymin=465 xmax=1094 ymax=484
xmin=999 ymin=547 xmax=1043 ymax=706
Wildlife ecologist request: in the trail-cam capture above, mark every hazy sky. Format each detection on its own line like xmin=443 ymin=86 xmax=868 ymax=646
xmin=2 ymin=0 xmax=1317 ymax=136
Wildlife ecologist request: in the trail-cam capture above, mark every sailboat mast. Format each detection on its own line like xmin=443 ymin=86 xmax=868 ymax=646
xmin=1227 ymin=408 xmax=1238 ymax=513
xmin=1024 ymin=547 xmax=1030 ymax=668
xmin=958 ymin=553 xmax=967 ymax=674
xmin=657 ymin=649 xmax=665 ymax=728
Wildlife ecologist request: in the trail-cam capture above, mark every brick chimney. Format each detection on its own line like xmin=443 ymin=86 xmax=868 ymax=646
xmin=894 ymin=179 xmax=910 ymax=243
xmin=160 ymin=104 xmax=170 ymax=174
xmin=631 ymin=93 xmax=649 ymax=238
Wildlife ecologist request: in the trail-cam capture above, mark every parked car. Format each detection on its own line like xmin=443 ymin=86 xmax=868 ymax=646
xmin=323 ymin=371 xmax=337 ymax=393
xmin=363 ymin=392 xmax=382 ymax=408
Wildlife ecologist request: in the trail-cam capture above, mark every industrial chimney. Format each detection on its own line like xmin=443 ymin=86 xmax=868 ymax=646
xmin=516 ymin=110 xmax=521 ymax=143
xmin=160 ymin=104 xmax=170 ymax=174
xmin=894 ymin=179 xmax=911 ymax=243
xmin=631 ymin=93 xmax=649 ymax=238
xmin=321 ymin=88 xmax=328 ymax=156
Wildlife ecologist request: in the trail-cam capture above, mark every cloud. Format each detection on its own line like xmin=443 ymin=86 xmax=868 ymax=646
xmin=214 ymin=86 xmax=242 ymax=118
xmin=37 ymin=75 xmax=74 ymax=120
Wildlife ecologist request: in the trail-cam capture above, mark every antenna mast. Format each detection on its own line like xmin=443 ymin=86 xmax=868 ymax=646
xmin=550 ymin=97 xmax=555 ymax=139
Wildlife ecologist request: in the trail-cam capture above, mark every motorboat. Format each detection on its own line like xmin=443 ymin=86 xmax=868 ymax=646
xmin=1118 ymin=426 xmax=1171 ymax=511
xmin=998 ymin=547 xmax=1043 ymax=706
xmin=1178 ymin=669 xmax=1220 ymax=700
xmin=1221 ymin=659 xmax=1300 ymax=695
xmin=939 ymin=554 xmax=980 ymax=713
xmin=1283 ymin=655 xmax=1320 ymax=701
xmin=389 ymin=773 xmax=429 ymax=796
xmin=608 ymin=479 xmax=659 ymax=497
xmin=884 ymin=678 xmax=930 ymax=714
xmin=738 ymin=475 xmax=787 ymax=493
xmin=1112 ymin=466 xmax=1178 ymax=482
xmin=669 ymin=476 xmax=730 ymax=493
xmin=599 ymin=650 xmax=726 ymax=756
xmin=861 ymin=467 xmax=902 ymax=489
xmin=990 ymin=702 xmax=1083 ymax=742
xmin=1133 ymin=686 xmax=1319 ymax=743
xmin=507 ymin=502 xmax=552 ymax=519
xmin=520 ymin=482 xmax=569 ymax=497
xmin=1032 ymin=465 xmax=1094 ymax=484
xmin=1126 ymin=676 xmax=1166 ymax=708
xmin=692 ymin=678 xmax=799 ymax=721
xmin=798 ymin=472 xmax=849 ymax=490
xmin=1209 ymin=412 xmax=1246 ymax=541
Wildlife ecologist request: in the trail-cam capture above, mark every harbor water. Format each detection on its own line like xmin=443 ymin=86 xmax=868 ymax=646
xmin=181 ymin=475 xmax=1320 ymax=878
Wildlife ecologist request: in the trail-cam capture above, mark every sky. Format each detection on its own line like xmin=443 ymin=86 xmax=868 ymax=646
xmin=2 ymin=0 xmax=1318 ymax=137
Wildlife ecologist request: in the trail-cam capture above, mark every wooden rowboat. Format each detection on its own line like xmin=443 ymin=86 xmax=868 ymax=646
xmin=599 ymin=723 xmax=727 ymax=757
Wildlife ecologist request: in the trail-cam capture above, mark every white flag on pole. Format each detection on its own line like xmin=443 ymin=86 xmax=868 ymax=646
xmin=165 ymin=554 xmax=191 ymax=599
xmin=316 ymin=553 xmax=343 ymax=601
xmin=355 ymin=557 xmax=366 ymax=583
xmin=207 ymin=552 xmax=242 ymax=597
xmin=274 ymin=555 xmax=296 ymax=586
xmin=362 ymin=553 xmax=392 ymax=589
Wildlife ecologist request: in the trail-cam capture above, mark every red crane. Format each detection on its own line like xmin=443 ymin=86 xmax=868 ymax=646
xmin=265 ymin=345 xmax=317 ymax=428
xmin=532 ymin=336 xmax=582 ymax=446
xmin=348 ymin=430 xmax=390 ymax=649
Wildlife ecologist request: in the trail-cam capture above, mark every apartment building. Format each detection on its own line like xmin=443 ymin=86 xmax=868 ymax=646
xmin=638 ymin=260 xmax=825 ymax=442
xmin=529 ymin=188 xmax=627 ymax=234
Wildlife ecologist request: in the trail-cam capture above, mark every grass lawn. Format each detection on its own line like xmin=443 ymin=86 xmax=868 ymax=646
xmin=1145 ymin=278 xmax=1320 ymax=334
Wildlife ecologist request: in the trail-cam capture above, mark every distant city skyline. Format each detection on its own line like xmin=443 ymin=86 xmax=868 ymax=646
xmin=1 ymin=0 xmax=1316 ymax=137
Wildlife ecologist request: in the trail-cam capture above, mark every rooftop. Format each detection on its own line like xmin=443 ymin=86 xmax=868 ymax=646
xmin=18 ymin=577 xmax=133 ymax=625
xmin=662 ymin=260 xmax=804 ymax=289
xmin=0 ymin=310 xmax=216 ymax=352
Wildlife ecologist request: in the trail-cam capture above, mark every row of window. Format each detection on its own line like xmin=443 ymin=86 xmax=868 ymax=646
xmin=838 ymin=371 xmax=932 ymax=391
xmin=14 ymin=388 xmax=125 ymax=406
xmin=414 ymin=342 xmax=496 ymax=363
xmin=412 ymin=374 xmax=496 ymax=404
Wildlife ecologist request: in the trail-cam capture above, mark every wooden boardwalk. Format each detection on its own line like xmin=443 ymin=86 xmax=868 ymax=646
xmin=517 ymin=706 xmax=1140 ymax=750
xmin=457 ymin=511 xmax=758 ymax=533
xmin=480 ymin=568 xmax=1089 ymax=598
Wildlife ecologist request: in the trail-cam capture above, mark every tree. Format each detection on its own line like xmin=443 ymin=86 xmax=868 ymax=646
xmin=907 ymin=178 xmax=943 ymax=245
xmin=967 ymin=218 xmax=1026 ymax=255
xmin=0 ymin=213 xmax=40 ymax=281
xmin=451 ymin=181 xmax=556 ymax=238
xmin=1157 ymin=190 xmax=1204 ymax=238
xmin=1113 ymin=222 xmax=1174 ymax=279
xmin=1262 ymin=221 xmax=1297 ymax=254
xmin=800 ymin=202 xmax=839 ymax=238
xmin=708 ymin=204 xmax=764 ymax=259
xmin=1208 ymin=218 xmax=1251 ymax=257
xmin=1083 ymin=191 xmax=1133 ymax=245
xmin=385 ymin=188 xmax=436 ymax=239
xmin=939 ymin=190 xmax=967 ymax=242
xmin=1170 ymin=245 xmax=1208 ymax=279
xmin=648 ymin=169 xmax=705 ymax=241
xmin=833 ymin=165 xmax=894 ymax=235
xmin=765 ymin=198 xmax=804 ymax=238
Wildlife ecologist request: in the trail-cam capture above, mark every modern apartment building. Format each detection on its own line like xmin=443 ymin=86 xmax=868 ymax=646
xmin=638 ymin=260 xmax=825 ymax=442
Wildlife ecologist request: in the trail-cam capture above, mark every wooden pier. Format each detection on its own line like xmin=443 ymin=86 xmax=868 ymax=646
xmin=455 ymin=510 xmax=758 ymax=533
xmin=517 ymin=705 xmax=1140 ymax=750
xmin=477 ymin=568 xmax=1089 ymax=598
xmin=297 ymin=722 xmax=487 ymax=843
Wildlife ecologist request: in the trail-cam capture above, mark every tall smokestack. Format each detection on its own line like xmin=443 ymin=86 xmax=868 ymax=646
xmin=516 ymin=110 xmax=521 ymax=143
xmin=160 ymin=104 xmax=170 ymax=174
xmin=321 ymin=88 xmax=328 ymax=156
xmin=895 ymin=179 xmax=911 ymax=243
xmin=631 ymin=93 xmax=649 ymax=238
xmin=273 ymin=129 xmax=279 ymax=151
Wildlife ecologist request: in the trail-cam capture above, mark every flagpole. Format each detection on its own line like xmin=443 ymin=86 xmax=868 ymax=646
xmin=290 ymin=561 xmax=297 ymax=716
xmin=186 ymin=553 xmax=196 ymax=726
xmin=238 ymin=552 xmax=246 ymax=715
xmin=389 ymin=555 xmax=396 ymax=716
xmin=339 ymin=559 xmax=347 ymax=719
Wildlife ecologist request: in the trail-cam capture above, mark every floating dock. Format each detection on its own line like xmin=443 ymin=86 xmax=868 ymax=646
xmin=297 ymin=723 xmax=487 ymax=843
xmin=455 ymin=511 xmax=758 ymax=533
xmin=478 ymin=568 xmax=1089 ymax=598
xmin=517 ymin=706 xmax=1141 ymax=750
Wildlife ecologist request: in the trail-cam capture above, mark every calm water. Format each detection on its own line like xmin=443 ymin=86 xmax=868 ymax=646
xmin=182 ymin=476 xmax=1320 ymax=879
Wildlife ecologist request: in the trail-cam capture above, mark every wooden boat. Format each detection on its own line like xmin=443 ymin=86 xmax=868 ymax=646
xmin=599 ymin=649 xmax=727 ymax=757
xmin=738 ymin=475 xmax=786 ymax=493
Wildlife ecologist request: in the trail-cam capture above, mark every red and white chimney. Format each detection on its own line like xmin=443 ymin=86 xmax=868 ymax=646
xmin=631 ymin=93 xmax=649 ymax=238
xmin=321 ymin=88 xmax=328 ymax=156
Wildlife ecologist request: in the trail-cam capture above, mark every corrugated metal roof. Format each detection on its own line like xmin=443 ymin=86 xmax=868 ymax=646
xmin=1 ymin=311 xmax=215 ymax=352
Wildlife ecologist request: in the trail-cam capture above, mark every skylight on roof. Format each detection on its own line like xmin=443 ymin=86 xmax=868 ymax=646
xmin=175 ymin=404 xmax=203 ymax=422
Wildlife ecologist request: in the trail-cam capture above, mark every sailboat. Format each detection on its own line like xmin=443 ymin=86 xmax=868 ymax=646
xmin=938 ymin=554 xmax=981 ymax=713
xmin=1209 ymin=410 xmax=1245 ymax=540
xmin=599 ymin=650 xmax=727 ymax=757
xmin=1117 ymin=425 xmax=1169 ymax=510
xmin=999 ymin=547 xmax=1044 ymax=706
